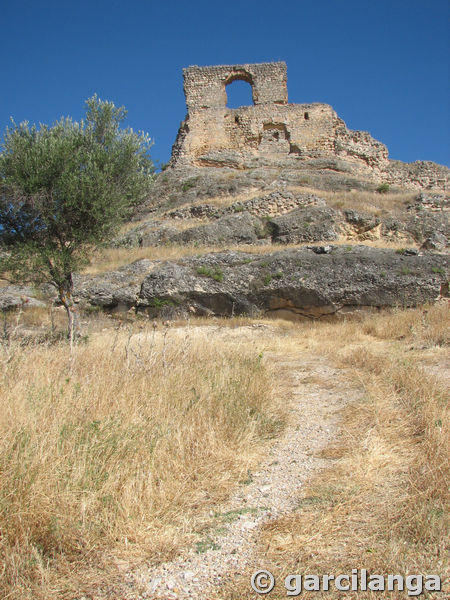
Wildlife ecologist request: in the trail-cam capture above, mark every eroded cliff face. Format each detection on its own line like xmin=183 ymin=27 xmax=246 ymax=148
xmin=169 ymin=62 xmax=449 ymax=193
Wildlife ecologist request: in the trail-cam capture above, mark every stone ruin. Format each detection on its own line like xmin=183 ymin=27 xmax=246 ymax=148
xmin=170 ymin=61 xmax=449 ymax=192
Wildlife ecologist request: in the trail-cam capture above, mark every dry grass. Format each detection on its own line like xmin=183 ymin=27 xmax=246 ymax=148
xmin=224 ymin=303 xmax=450 ymax=598
xmin=287 ymin=185 xmax=417 ymax=216
xmin=0 ymin=322 xmax=286 ymax=599
xmin=82 ymin=245 xmax=205 ymax=273
xmin=83 ymin=237 xmax=413 ymax=275
xmin=2 ymin=303 xmax=447 ymax=598
xmin=186 ymin=189 xmax=263 ymax=209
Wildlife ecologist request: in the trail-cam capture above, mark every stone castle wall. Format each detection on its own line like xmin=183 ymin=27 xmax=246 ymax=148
xmin=183 ymin=62 xmax=288 ymax=110
xmin=170 ymin=62 xmax=448 ymax=192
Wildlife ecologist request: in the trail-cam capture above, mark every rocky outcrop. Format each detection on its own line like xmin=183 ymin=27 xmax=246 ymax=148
xmin=68 ymin=247 xmax=449 ymax=319
xmin=0 ymin=285 xmax=46 ymax=311
xmin=172 ymin=212 xmax=267 ymax=245
xmin=123 ymin=192 xmax=449 ymax=249
xmin=136 ymin=247 xmax=448 ymax=318
xmin=2 ymin=247 xmax=447 ymax=319
xmin=74 ymin=259 xmax=154 ymax=310
xmin=268 ymin=206 xmax=340 ymax=243
xmin=166 ymin=191 xmax=324 ymax=220
xmin=113 ymin=222 xmax=179 ymax=248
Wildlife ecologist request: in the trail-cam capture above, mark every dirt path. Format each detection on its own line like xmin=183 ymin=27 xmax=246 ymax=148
xmin=114 ymin=342 xmax=362 ymax=600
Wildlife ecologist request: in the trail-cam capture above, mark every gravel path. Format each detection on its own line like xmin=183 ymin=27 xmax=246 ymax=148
xmin=117 ymin=348 xmax=361 ymax=600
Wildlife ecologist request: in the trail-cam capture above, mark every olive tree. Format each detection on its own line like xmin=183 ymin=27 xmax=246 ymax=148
xmin=0 ymin=95 xmax=154 ymax=342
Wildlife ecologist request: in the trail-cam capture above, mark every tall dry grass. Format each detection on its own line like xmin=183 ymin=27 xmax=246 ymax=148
xmin=83 ymin=237 xmax=412 ymax=275
xmin=0 ymin=324 xmax=285 ymax=599
xmin=287 ymin=186 xmax=417 ymax=215
xmin=224 ymin=303 xmax=449 ymax=599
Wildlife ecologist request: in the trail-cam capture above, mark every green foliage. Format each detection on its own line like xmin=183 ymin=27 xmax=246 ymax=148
xmin=195 ymin=537 xmax=220 ymax=554
xmin=263 ymin=271 xmax=283 ymax=285
xmin=181 ymin=177 xmax=198 ymax=193
xmin=431 ymin=266 xmax=444 ymax=274
xmin=376 ymin=183 xmax=390 ymax=194
xmin=0 ymin=95 xmax=155 ymax=295
xmin=196 ymin=266 xmax=224 ymax=282
xmin=215 ymin=506 xmax=261 ymax=522
xmin=148 ymin=297 xmax=175 ymax=308
xmin=239 ymin=469 xmax=253 ymax=485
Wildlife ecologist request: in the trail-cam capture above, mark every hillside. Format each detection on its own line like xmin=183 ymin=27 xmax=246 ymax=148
xmin=2 ymin=61 xmax=448 ymax=318
xmin=0 ymin=61 xmax=449 ymax=600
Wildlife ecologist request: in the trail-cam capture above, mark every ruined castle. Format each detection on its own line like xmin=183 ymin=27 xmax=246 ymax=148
xmin=170 ymin=62 xmax=448 ymax=192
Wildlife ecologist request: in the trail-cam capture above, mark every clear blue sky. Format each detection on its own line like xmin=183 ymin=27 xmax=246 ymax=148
xmin=1 ymin=0 xmax=449 ymax=167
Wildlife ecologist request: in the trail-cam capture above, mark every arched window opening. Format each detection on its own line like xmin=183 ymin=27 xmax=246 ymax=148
xmin=226 ymin=79 xmax=254 ymax=108
xmin=304 ymin=112 xmax=310 ymax=120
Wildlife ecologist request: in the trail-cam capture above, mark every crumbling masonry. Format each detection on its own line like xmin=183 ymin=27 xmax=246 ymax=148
xmin=170 ymin=62 xmax=448 ymax=192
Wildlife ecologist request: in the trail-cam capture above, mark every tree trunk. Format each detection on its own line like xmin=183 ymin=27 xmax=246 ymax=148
xmin=59 ymin=274 xmax=77 ymax=350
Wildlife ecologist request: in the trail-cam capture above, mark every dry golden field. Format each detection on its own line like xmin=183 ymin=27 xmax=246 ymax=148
xmin=0 ymin=302 xmax=448 ymax=598
xmin=224 ymin=303 xmax=450 ymax=599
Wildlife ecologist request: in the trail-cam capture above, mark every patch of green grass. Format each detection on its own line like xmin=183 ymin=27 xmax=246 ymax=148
xmin=195 ymin=537 xmax=220 ymax=554
xmin=215 ymin=507 xmax=262 ymax=523
xmin=181 ymin=177 xmax=198 ymax=193
xmin=400 ymin=266 xmax=412 ymax=275
xmin=295 ymin=485 xmax=343 ymax=510
xmin=432 ymin=266 xmax=445 ymax=274
xmin=148 ymin=297 xmax=175 ymax=308
xmin=376 ymin=183 xmax=390 ymax=194
xmin=295 ymin=495 xmax=330 ymax=509
xmin=239 ymin=469 xmax=253 ymax=485
xmin=83 ymin=305 xmax=103 ymax=314
xmin=263 ymin=274 xmax=272 ymax=286
xmin=274 ymin=271 xmax=284 ymax=279
xmin=197 ymin=266 xmax=224 ymax=282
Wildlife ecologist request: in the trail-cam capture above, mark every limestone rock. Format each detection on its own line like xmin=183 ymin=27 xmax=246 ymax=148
xmin=172 ymin=212 xmax=266 ymax=245
xmin=420 ymin=232 xmax=448 ymax=251
xmin=75 ymin=259 xmax=154 ymax=309
xmin=343 ymin=210 xmax=381 ymax=233
xmin=268 ymin=206 xmax=340 ymax=243
xmin=0 ymin=285 xmax=46 ymax=311
xmin=135 ymin=247 xmax=448 ymax=318
xmin=114 ymin=221 xmax=179 ymax=248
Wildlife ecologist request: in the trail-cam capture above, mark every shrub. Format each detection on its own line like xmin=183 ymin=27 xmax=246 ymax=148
xmin=376 ymin=183 xmax=390 ymax=194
